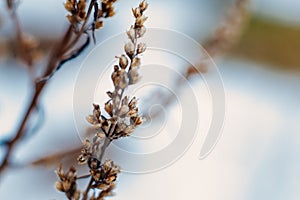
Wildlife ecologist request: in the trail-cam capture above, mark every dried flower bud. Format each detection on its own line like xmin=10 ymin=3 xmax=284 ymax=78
xmin=95 ymin=20 xmax=104 ymax=29
xmin=128 ymin=97 xmax=137 ymax=109
xmin=64 ymin=1 xmax=75 ymax=12
xmin=135 ymin=116 xmax=143 ymax=125
xmin=93 ymin=104 xmax=101 ymax=120
xmin=136 ymin=25 xmax=146 ymax=38
xmin=132 ymin=7 xmax=142 ymax=18
xmin=119 ymin=104 xmax=129 ymax=116
xmin=122 ymin=96 xmax=129 ymax=105
xmin=128 ymin=68 xmax=140 ymax=84
xmin=107 ymin=8 xmax=115 ymax=17
xmin=101 ymin=117 xmax=112 ymax=133
xmin=88 ymin=157 xmax=101 ymax=170
xmin=105 ymin=101 xmax=113 ymax=116
xmin=96 ymin=132 xmax=106 ymax=139
xmin=131 ymin=57 xmax=141 ymax=68
xmin=128 ymin=107 xmax=138 ymax=118
xmin=124 ymin=42 xmax=135 ymax=58
xmin=66 ymin=15 xmax=75 ymax=24
xmin=107 ymin=91 xmax=113 ymax=98
xmin=137 ymin=43 xmax=146 ymax=54
xmin=127 ymin=26 xmax=136 ymax=42
xmin=118 ymin=69 xmax=129 ymax=89
xmin=135 ymin=16 xmax=148 ymax=27
xmin=119 ymin=54 xmax=128 ymax=69
xmin=78 ymin=0 xmax=86 ymax=11
xmin=55 ymin=181 xmax=64 ymax=192
xmin=139 ymin=0 xmax=148 ymax=12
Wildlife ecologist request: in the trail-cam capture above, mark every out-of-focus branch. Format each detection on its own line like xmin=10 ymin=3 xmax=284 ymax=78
xmin=143 ymin=0 xmax=249 ymax=122
xmin=0 ymin=0 xmax=118 ymax=177
xmin=186 ymin=0 xmax=249 ymax=78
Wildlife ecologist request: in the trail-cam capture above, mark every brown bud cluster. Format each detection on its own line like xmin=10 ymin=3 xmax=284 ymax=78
xmin=55 ymin=164 xmax=80 ymax=200
xmin=64 ymin=0 xmax=87 ymax=25
xmin=57 ymin=2 xmax=149 ymax=199
xmin=64 ymin=0 xmax=118 ymax=31
xmin=90 ymin=160 xmax=120 ymax=190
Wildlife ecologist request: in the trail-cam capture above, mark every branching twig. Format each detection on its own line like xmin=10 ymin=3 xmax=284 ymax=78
xmin=55 ymin=2 xmax=148 ymax=199
xmin=0 ymin=0 xmax=118 ymax=177
xmin=143 ymin=0 xmax=249 ymax=122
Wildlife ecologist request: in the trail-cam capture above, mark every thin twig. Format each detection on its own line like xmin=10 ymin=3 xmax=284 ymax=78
xmin=0 ymin=0 xmax=108 ymax=176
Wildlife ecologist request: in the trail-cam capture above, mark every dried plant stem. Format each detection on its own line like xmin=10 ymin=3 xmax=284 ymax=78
xmin=0 ymin=0 xmax=117 ymax=176
xmin=82 ymin=87 xmax=125 ymax=199
xmin=0 ymin=25 xmax=73 ymax=175
xmin=63 ymin=0 xmax=96 ymax=52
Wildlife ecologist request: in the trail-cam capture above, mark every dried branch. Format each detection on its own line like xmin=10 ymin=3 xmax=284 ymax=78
xmin=0 ymin=0 xmax=118 ymax=177
xmin=143 ymin=0 xmax=249 ymax=121
xmin=55 ymin=1 xmax=149 ymax=199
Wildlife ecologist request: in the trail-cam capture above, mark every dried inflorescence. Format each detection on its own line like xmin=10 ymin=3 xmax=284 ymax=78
xmin=56 ymin=1 xmax=148 ymax=199
xmin=55 ymin=164 xmax=81 ymax=200
xmin=64 ymin=0 xmax=117 ymax=33
xmin=90 ymin=160 xmax=121 ymax=190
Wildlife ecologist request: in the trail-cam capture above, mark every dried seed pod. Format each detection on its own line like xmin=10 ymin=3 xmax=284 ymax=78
xmin=128 ymin=97 xmax=137 ymax=109
xmin=117 ymin=69 xmax=129 ymax=89
xmin=139 ymin=0 xmax=148 ymax=12
xmin=135 ymin=16 xmax=148 ymax=27
xmin=95 ymin=20 xmax=103 ymax=29
xmin=136 ymin=25 xmax=146 ymax=38
xmin=131 ymin=57 xmax=141 ymax=68
xmin=88 ymin=157 xmax=101 ymax=170
xmin=128 ymin=68 xmax=140 ymax=84
xmin=64 ymin=2 xmax=75 ymax=12
xmin=135 ymin=116 xmax=143 ymax=125
xmin=137 ymin=43 xmax=146 ymax=54
xmin=119 ymin=104 xmax=129 ymax=116
xmin=105 ymin=101 xmax=113 ymax=116
xmin=124 ymin=42 xmax=135 ymax=58
xmin=119 ymin=54 xmax=128 ymax=69
xmin=132 ymin=7 xmax=142 ymax=18
xmin=127 ymin=26 xmax=136 ymax=42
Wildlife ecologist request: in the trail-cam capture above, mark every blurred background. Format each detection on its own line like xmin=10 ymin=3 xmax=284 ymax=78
xmin=0 ymin=0 xmax=300 ymax=199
